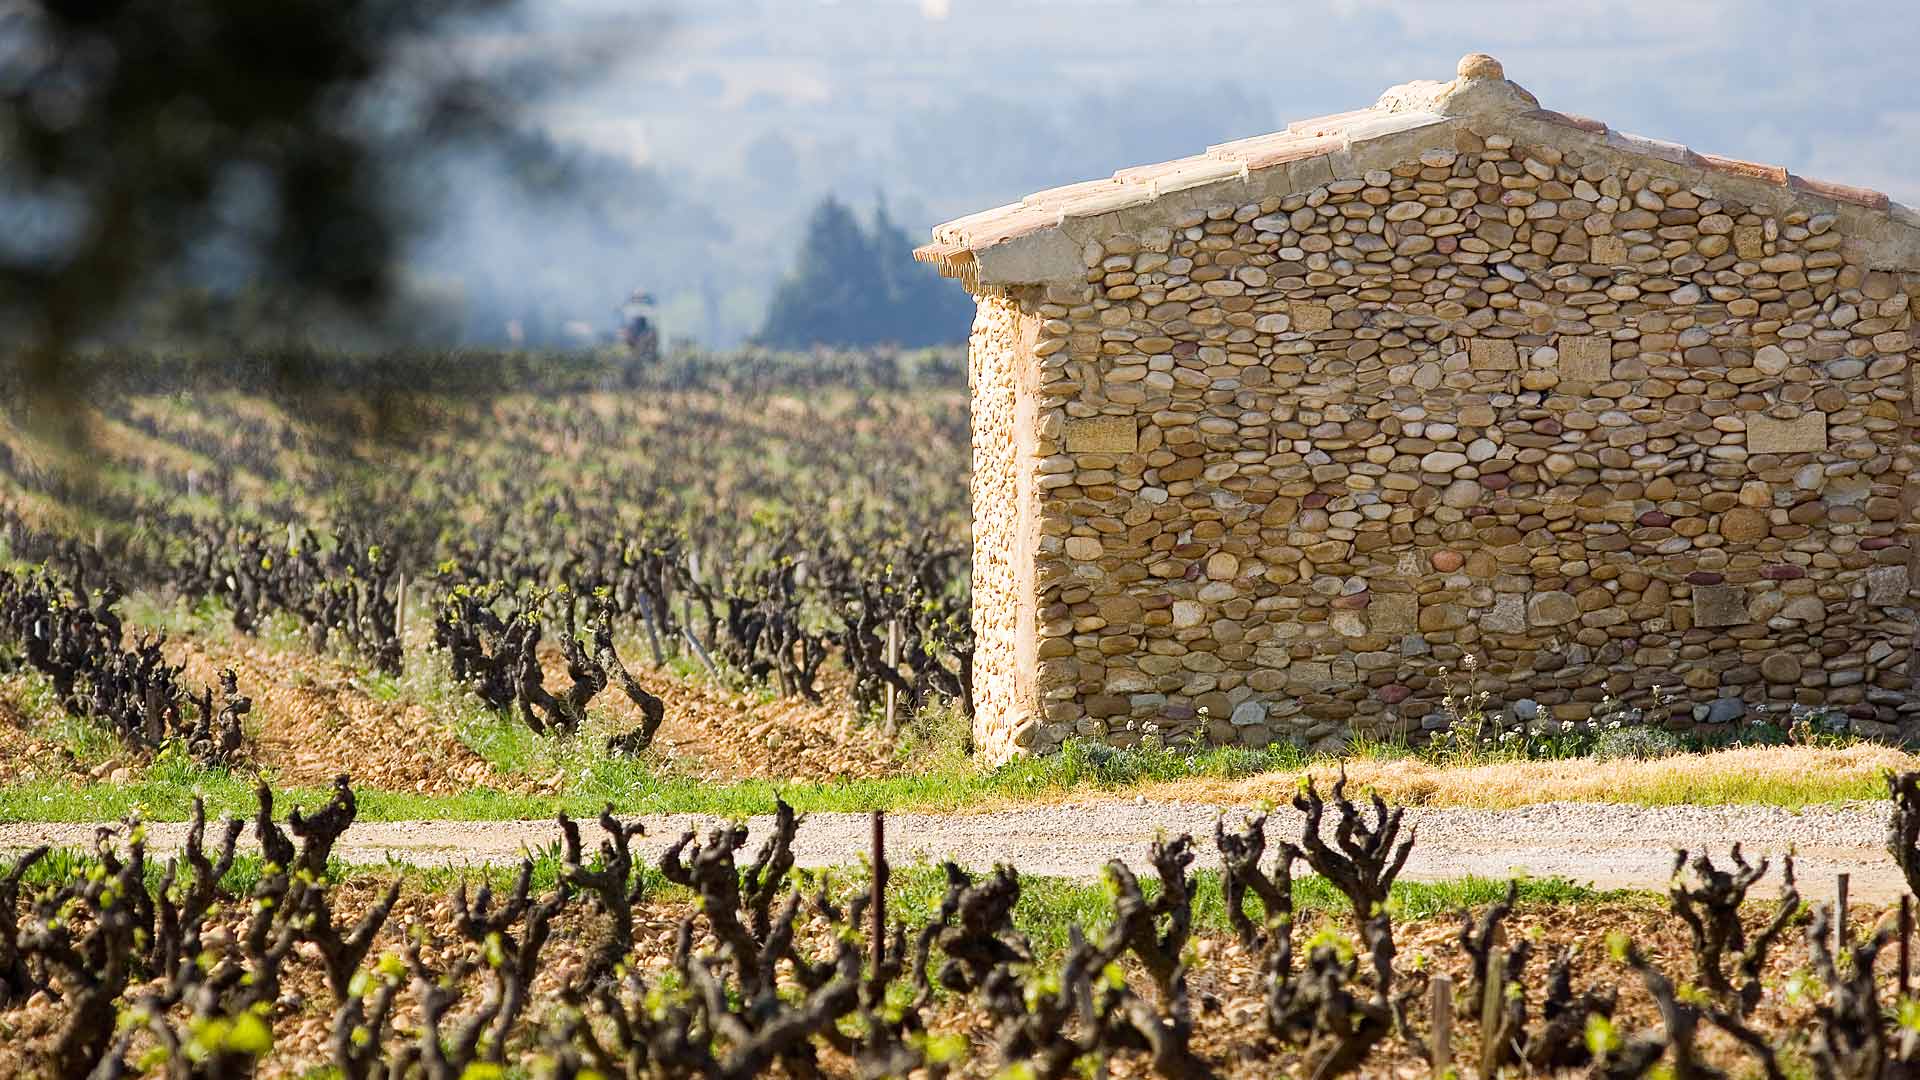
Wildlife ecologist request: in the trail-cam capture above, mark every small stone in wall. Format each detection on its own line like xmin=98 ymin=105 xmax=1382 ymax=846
xmin=1692 ymin=584 xmax=1749 ymax=628
xmin=1065 ymin=416 xmax=1138 ymax=454
xmin=1745 ymin=412 xmax=1826 ymax=454
xmin=1064 ymin=536 xmax=1105 ymax=561
xmin=1526 ymin=591 xmax=1579 ymax=627
xmin=1718 ymin=507 xmax=1770 ymax=543
xmin=1760 ymin=652 xmax=1802 ymax=684
xmin=1703 ymin=698 xmax=1747 ymax=724
xmin=1753 ymin=345 xmax=1790 ymax=376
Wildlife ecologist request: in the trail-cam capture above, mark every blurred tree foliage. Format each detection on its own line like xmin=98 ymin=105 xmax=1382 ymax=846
xmin=0 ymin=0 xmax=611 ymax=402
xmin=756 ymin=194 xmax=972 ymax=350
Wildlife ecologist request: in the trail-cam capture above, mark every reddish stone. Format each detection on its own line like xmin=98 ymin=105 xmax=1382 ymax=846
xmin=1432 ymin=550 xmax=1465 ymax=572
xmin=1685 ymin=571 xmax=1724 ymax=585
xmin=1533 ymin=418 xmax=1563 ymax=436
xmin=1331 ymin=592 xmax=1371 ymax=609
xmin=1162 ymin=704 xmax=1196 ymax=723
xmin=1183 ymin=563 xmax=1203 ymax=581
xmin=1638 ymin=511 xmax=1672 ymax=527
xmin=1480 ymin=472 xmax=1512 ymax=491
xmin=1302 ymin=492 xmax=1331 ymax=509
xmin=1861 ymin=538 xmax=1903 ymax=551
xmin=1172 ymin=341 xmax=1199 ymax=358
xmin=1378 ymin=684 xmax=1412 ymax=705
xmin=1761 ymin=564 xmax=1806 ymax=580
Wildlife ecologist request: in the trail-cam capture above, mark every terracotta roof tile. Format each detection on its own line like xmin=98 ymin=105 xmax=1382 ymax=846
xmin=1111 ymin=154 xmax=1213 ymax=184
xmin=1238 ymin=133 xmax=1344 ymax=172
xmin=1790 ymin=174 xmax=1891 ymax=210
xmin=1021 ymin=178 xmax=1127 ymax=209
xmin=1694 ymin=152 xmax=1789 ymax=187
xmin=1286 ymin=108 xmax=1373 ymax=137
xmin=1056 ymin=184 xmax=1157 ymax=219
xmin=934 ymin=202 xmax=1059 ymax=248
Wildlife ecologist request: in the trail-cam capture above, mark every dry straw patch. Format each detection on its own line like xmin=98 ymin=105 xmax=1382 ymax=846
xmin=1124 ymin=743 xmax=1916 ymax=809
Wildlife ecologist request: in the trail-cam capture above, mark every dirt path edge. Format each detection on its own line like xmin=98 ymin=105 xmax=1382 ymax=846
xmin=0 ymin=799 xmax=1900 ymax=901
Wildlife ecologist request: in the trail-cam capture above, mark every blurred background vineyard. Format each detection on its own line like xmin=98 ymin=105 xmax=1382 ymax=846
xmin=0 ymin=346 xmax=981 ymax=794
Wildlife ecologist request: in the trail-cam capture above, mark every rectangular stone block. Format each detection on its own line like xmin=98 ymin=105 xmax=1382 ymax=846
xmin=1745 ymin=411 xmax=1827 ymax=454
xmin=1469 ymin=337 xmax=1518 ymax=370
xmin=1590 ymin=235 xmax=1627 ymax=264
xmin=1287 ymin=661 xmax=1334 ymax=690
xmin=1289 ymin=302 xmax=1333 ymax=331
xmin=1692 ymin=584 xmax=1749 ymax=628
xmin=1557 ymin=335 xmax=1612 ymax=381
xmin=1868 ymin=565 xmax=1910 ymax=606
xmin=1064 ymin=416 xmax=1138 ymax=454
xmin=1734 ymin=225 xmax=1765 ymax=260
xmin=1369 ymin=594 xmax=1417 ymax=634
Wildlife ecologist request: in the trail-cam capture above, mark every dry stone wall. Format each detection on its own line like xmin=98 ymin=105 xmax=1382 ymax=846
xmin=980 ymin=130 xmax=1920 ymax=757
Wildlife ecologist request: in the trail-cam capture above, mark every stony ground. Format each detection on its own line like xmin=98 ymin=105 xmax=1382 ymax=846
xmin=2 ymin=798 xmax=1900 ymax=900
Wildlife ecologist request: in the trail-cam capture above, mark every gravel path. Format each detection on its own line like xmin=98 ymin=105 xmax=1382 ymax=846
xmin=0 ymin=799 xmax=1899 ymax=900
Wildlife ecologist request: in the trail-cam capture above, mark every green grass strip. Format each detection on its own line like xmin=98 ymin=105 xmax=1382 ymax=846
xmin=0 ymin=740 xmax=1314 ymax=823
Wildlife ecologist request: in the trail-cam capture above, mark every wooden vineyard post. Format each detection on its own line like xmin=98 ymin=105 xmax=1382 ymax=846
xmin=869 ymin=810 xmax=887 ymax=1003
xmin=640 ymin=596 xmax=665 ymax=666
xmin=395 ymin=572 xmax=408 ymax=656
xmin=1428 ymin=974 xmax=1453 ymax=1080
xmin=1901 ymin=894 xmax=1912 ymax=998
xmin=1837 ymin=873 xmax=1851 ymax=959
xmin=884 ymin=619 xmax=900 ymax=736
xmin=1479 ymin=951 xmax=1506 ymax=1078
xmin=682 ymin=627 xmax=719 ymax=677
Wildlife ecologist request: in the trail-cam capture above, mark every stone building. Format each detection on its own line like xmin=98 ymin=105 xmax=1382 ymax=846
xmin=917 ymin=54 xmax=1920 ymax=763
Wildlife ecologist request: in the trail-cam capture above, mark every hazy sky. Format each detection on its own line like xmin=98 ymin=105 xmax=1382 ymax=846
xmin=413 ymin=0 xmax=1920 ymax=347
xmin=545 ymin=0 xmax=1920 ymax=211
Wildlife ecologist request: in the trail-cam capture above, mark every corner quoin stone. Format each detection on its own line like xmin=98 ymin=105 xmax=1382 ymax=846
xmin=1745 ymin=412 xmax=1827 ymax=454
xmin=1064 ymin=416 xmax=1138 ymax=454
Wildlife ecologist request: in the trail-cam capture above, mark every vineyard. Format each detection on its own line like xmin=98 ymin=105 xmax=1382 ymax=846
xmin=3 ymin=772 xmax=1920 ymax=1076
xmin=0 ymin=349 xmax=978 ymax=793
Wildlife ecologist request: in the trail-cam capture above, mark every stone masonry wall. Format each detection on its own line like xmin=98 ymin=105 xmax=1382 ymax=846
xmin=993 ymin=131 xmax=1920 ymax=755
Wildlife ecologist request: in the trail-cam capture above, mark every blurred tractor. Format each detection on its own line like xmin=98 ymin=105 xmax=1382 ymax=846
xmin=618 ymin=288 xmax=660 ymax=361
